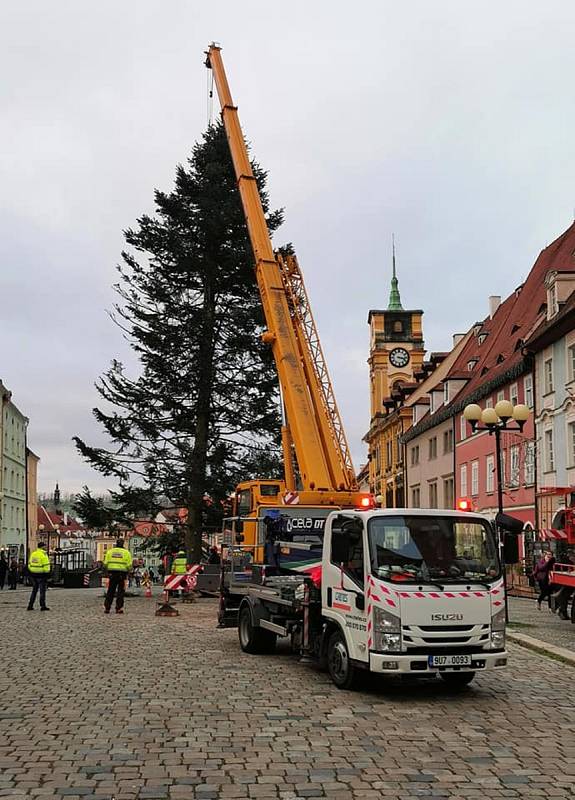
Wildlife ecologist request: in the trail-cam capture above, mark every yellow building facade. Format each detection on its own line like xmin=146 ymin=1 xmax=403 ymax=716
xmin=364 ymin=257 xmax=425 ymax=506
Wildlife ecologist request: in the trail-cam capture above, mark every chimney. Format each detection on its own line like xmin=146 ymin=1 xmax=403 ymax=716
xmin=489 ymin=295 xmax=501 ymax=318
xmin=452 ymin=333 xmax=465 ymax=347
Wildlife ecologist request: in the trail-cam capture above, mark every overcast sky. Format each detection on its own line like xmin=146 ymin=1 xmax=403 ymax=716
xmin=2 ymin=1 xmax=575 ymax=496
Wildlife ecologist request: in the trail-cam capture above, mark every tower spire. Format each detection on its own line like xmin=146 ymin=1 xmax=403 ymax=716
xmin=388 ymin=234 xmax=403 ymax=311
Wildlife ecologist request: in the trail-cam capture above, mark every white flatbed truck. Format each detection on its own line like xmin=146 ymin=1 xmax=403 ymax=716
xmin=221 ymin=508 xmax=508 ymax=689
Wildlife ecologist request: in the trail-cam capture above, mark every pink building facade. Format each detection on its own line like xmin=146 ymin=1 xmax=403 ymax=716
xmin=455 ymin=373 xmax=535 ymax=526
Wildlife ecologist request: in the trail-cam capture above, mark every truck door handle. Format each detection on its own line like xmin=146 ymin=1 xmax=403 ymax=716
xmin=327 ymin=587 xmax=332 ymax=607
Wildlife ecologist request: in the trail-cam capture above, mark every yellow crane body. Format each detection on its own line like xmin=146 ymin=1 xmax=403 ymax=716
xmin=205 ymin=45 xmax=372 ymax=552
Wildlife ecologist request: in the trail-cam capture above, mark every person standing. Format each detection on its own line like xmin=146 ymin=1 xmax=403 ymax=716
xmin=170 ymin=550 xmax=188 ymax=596
xmin=0 ymin=552 xmax=7 ymax=590
xmin=8 ymin=559 xmax=18 ymax=590
xmin=103 ymin=539 xmax=133 ymax=614
xmin=27 ymin=542 xmax=51 ymax=611
xmin=533 ymin=550 xmax=555 ymax=610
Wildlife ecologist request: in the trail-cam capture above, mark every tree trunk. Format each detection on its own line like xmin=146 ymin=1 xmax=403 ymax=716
xmin=186 ymin=274 xmax=216 ymax=564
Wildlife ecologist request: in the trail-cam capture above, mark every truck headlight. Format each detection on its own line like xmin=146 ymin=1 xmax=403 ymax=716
xmin=373 ymin=607 xmax=401 ymax=651
xmin=380 ymin=633 xmax=402 ymax=652
xmin=491 ymin=607 xmax=505 ymax=649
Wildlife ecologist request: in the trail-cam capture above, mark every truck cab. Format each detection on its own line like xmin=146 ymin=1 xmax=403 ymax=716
xmin=321 ymin=508 xmax=507 ymax=688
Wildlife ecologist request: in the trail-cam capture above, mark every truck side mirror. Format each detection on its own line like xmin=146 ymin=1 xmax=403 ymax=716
xmin=331 ymin=530 xmax=350 ymax=565
xmin=503 ymin=533 xmax=520 ymax=565
xmin=495 ymin=512 xmax=524 ymax=535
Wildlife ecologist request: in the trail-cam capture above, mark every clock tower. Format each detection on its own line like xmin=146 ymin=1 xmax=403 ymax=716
xmin=364 ymin=243 xmax=425 ymax=505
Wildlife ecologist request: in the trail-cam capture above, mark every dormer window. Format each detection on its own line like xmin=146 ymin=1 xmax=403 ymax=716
xmin=478 ymin=333 xmax=488 ymax=345
xmin=548 ymin=283 xmax=558 ymax=318
xmin=467 ymin=358 xmax=478 ymax=371
xmin=496 ymin=354 xmax=504 ymax=364
xmin=443 ymin=383 xmax=449 ymax=404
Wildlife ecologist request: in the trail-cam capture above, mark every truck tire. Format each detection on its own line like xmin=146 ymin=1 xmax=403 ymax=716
xmin=327 ymin=630 xmax=357 ymax=689
xmin=439 ymin=672 xmax=475 ymax=688
xmin=238 ymin=604 xmax=276 ymax=655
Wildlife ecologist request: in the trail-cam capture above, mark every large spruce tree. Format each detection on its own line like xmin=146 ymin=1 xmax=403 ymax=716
xmin=75 ymin=123 xmax=283 ymax=560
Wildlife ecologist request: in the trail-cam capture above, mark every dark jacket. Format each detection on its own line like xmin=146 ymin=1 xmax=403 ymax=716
xmin=533 ymin=556 xmax=555 ymax=582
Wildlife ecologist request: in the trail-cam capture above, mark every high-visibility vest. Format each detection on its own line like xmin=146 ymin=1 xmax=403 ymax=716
xmin=104 ymin=547 xmax=132 ymax=572
xmin=172 ymin=556 xmax=187 ymax=575
xmin=28 ymin=549 xmax=50 ymax=574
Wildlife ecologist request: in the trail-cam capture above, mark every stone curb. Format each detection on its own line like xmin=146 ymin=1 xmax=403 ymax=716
xmin=507 ymin=629 xmax=575 ymax=667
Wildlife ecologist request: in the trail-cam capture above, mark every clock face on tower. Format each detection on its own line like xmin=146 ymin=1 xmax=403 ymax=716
xmin=389 ymin=347 xmax=410 ymax=368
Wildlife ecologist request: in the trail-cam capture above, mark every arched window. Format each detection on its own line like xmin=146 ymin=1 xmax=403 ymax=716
xmin=393 ymin=320 xmax=403 ymax=333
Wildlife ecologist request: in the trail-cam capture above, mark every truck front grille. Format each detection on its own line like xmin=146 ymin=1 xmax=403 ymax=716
xmin=402 ymin=624 xmax=490 ymax=651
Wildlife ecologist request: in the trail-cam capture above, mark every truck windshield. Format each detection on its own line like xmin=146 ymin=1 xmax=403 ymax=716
xmin=368 ymin=515 xmax=501 ymax=584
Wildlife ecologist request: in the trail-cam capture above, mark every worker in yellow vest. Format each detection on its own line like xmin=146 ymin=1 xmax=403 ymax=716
xmin=171 ymin=550 xmax=188 ymax=595
xmin=27 ymin=542 xmax=51 ymax=611
xmin=103 ymin=539 xmax=133 ymax=614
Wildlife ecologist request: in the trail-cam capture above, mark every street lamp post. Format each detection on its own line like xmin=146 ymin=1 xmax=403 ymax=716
xmin=463 ymin=400 xmax=531 ymax=622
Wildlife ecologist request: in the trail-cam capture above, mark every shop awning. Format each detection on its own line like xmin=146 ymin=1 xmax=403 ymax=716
xmin=539 ymin=528 xmax=568 ymax=540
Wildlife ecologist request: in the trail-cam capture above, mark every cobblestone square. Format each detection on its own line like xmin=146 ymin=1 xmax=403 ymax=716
xmin=1 ymin=589 xmax=574 ymax=799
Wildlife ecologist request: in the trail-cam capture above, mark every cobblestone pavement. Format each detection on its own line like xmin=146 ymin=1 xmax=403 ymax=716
xmin=509 ymin=595 xmax=575 ymax=652
xmin=1 ymin=588 xmax=575 ymax=800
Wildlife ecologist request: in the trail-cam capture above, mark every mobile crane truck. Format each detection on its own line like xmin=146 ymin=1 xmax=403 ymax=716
xmin=204 ymin=45 xmax=508 ymax=689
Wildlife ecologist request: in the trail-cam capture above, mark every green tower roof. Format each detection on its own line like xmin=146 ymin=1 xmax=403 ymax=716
xmin=388 ymin=235 xmax=403 ymax=311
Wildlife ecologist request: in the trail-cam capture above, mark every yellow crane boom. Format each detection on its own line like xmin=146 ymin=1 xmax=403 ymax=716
xmin=205 ymin=44 xmax=358 ymax=494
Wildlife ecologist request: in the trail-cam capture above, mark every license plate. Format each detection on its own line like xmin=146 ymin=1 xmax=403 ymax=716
xmin=428 ymin=654 xmax=472 ymax=667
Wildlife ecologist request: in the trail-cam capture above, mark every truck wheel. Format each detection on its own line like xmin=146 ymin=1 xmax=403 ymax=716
xmin=238 ymin=604 xmax=276 ymax=654
xmin=327 ymin=630 xmax=357 ymax=689
xmin=440 ymin=672 xmax=475 ymax=688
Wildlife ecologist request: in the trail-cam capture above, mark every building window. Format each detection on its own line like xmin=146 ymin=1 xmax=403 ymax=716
xmin=393 ymin=320 xmax=403 ymax=333
xmin=524 ymin=374 xmax=533 ymax=408
xmin=497 ymin=390 xmax=505 ymax=402
xmin=569 ymin=422 xmax=575 ymax=468
xmin=486 ymin=454 xmax=495 ymax=493
xmin=411 ymin=445 xmax=420 ymax=466
xmin=544 ymin=359 xmax=554 ymax=394
xmin=386 ymin=439 xmax=393 ymax=469
xmin=428 ymin=437 xmax=437 ymax=460
xmin=548 ymin=283 xmax=558 ymax=317
xmin=411 ymin=485 xmax=421 ymax=508
xmin=545 ymin=429 xmax=554 ymax=472
xmin=485 ymin=397 xmax=493 ymax=409
xmin=510 ymin=445 xmax=520 ymax=488
xmin=443 ymin=477 xmax=454 ymax=509
xmin=460 ymin=414 xmax=466 ymax=441
xmin=510 ymin=383 xmax=518 ymax=407
xmin=429 ymin=481 xmax=438 ymax=509
xmin=569 ymin=345 xmax=575 ymax=383
xmin=525 ymin=441 xmax=535 ymax=485
xmin=460 ymin=464 xmax=468 ymax=497
xmin=443 ymin=429 xmax=453 ymax=454
xmin=471 ymin=461 xmax=479 ymax=497
xmin=444 ymin=383 xmax=449 ymax=404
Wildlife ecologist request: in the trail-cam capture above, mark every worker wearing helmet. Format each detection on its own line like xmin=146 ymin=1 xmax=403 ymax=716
xmin=103 ymin=539 xmax=133 ymax=614
xmin=27 ymin=542 xmax=51 ymax=611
